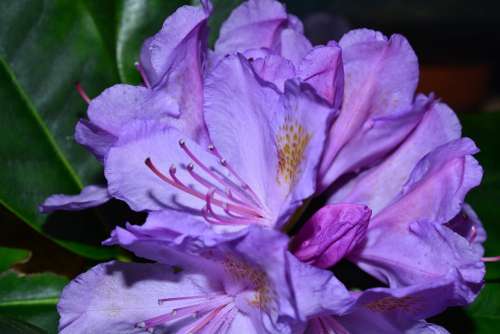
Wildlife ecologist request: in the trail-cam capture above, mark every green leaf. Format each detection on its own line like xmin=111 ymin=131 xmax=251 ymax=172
xmin=0 ymin=316 xmax=46 ymax=334
xmin=0 ymin=271 xmax=68 ymax=334
xmin=467 ymin=282 xmax=500 ymax=334
xmin=0 ymin=0 xmax=119 ymax=259
xmin=0 ymin=0 xmax=185 ymax=259
xmin=0 ymin=247 xmax=30 ymax=273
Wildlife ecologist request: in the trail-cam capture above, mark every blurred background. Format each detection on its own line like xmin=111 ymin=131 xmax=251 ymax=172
xmin=288 ymin=0 xmax=500 ymax=113
xmin=0 ymin=0 xmax=499 ymax=333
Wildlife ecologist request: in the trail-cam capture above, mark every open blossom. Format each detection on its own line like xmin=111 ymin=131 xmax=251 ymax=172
xmin=58 ymin=227 xmax=354 ymax=333
xmin=40 ymin=0 xmax=342 ymax=226
xmin=38 ymin=0 xmax=491 ymax=332
xmin=295 ymin=96 xmax=485 ymax=305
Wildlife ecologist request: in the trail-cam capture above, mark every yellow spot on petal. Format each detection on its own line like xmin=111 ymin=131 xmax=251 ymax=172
xmin=365 ymin=296 xmax=420 ymax=313
xmin=224 ymin=256 xmax=272 ymax=309
xmin=276 ymin=118 xmax=311 ymax=186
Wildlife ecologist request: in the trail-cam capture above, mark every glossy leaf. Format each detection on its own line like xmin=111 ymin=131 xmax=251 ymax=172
xmin=0 ymin=271 xmax=68 ymax=333
xmin=0 ymin=0 xmax=184 ymax=259
xmin=0 ymin=316 xmax=46 ymax=334
xmin=0 ymin=247 xmax=30 ymax=273
xmin=467 ymin=282 xmax=500 ymax=334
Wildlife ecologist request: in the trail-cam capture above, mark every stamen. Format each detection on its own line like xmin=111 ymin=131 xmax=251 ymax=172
xmin=205 ymin=189 xmax=253 ymax=225
xmin=158 ymin=293 xmax=223 ymax=305
xmin=181 ymin=141 xmax=248 ymax=198
xmin=145 ymin=158 xmax=263 ymax=218
xmin=75 ymin=82 xmax=90 ymax=104
xmin=138 ymin=295 xmax=232 ymax=329
xmin=135 ymin=62 xmax=151 ymax=88
xmin=199 ymin=303 xmax=235 ymax=334
xmin=482 ymin=256 xmax=500 ymax=263
xmin=176 ymin=306 xmax=225 ymax=334
xmin=207 ymin=145 xmax=264 ymax=208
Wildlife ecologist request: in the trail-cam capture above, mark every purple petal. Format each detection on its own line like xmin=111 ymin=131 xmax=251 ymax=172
xmin=447 ymin=203 xmax=486 ymax=257
xmin=139 ymin=3 xmax=209 ymax=87
xmin=319 ymin=29 xmax=419 ymax=188
xmin=58 ymin=261 xmax=218 ymax=334
xmin=75 ymin=119 xmax=116 ymax=162
xmin=204 ymin=55 xmax=336 ymax=226
xmin=352 ymin=219 xmax=485 ymax=304
xmin=204 ymin=55 xmax=283 ymax=213
xmin=39 ymin=185 xmax=110 ymax=213
xmin=378 ymin=138 xmax=482 ymax=225
xmin=104 ymin=224 xmax=223 ymax=276
xmin=139 ymin=3 xmax=210 ymax=142
xmin=232 ymin=228 xmax=296 ymax=323
xmin=215 ymin=0 xmax=288 ymax=55
xmin=298 ymin=44 xmax=343 ymax=107
xmin=349 ymin=139 xmax=484 ymax=302
xmin=250 ymin=54 xmax=296 ymax=91
xmin=105 ymin=121 xmax=222 ymax=212
xmin=286 ymin=253 xmax=354 ymax=320
xmin=87 ymin=84 xmax=178 ymax=137
xmin=292 ymin=204 xmax=371 ymax=268
xmin=329 ymin=96 xmax=461 ymax=215
xmin=334 ymin=281 xmax=456 ymax=334
xmin=273 ymin=80 xmax=337 ymax=224
xmin=279 ymin=28 xmax=313 ymax=67
xmin=111 ymin=210 xmax=246 ymax=249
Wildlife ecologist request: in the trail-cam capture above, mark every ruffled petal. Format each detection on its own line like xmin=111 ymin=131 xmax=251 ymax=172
xmin=139 ymin=3 xmax=209 ymax=87
xmin=292 ymin=204 xmax=371 ymax=268
xmin=377 ymin=138 xmax=482 ymax=225
xmin=352 ymin=219 xmax=484 ymax=304
xmin=139 ymin=3 xmax=210 ymax=142
xmin=319 ymin=29 xmax=420 ymax=188
xmin=215 ymin=0 xmax=288 ymax=55
xmin=286 ymin=253 xmax=354 ymax=320
xmin=279 ymin=28 xmax=313 ymax=68
xmin=334 ymin=281 xmax=456 ymax=334
xmin=447 ymin=203 xmax=486 ymax=257
xmin=297 ymin=44 xmax=343 ymax=107
xmin=250 ymin=54 xmax=296 ymax=91
xmin=58 ymin=261 xmax=217 ymax=334
xmin=329 ymin=96 xmax=461 ymax=215
xmin=39 ymin=185 xmax=110 ymax=213
xmin=349 ymin=139 xmax=484 ymax=302
xmin=74 ymin=119 xmax=116 ymax=162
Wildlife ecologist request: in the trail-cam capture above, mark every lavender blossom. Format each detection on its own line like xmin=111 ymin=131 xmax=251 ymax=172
xmin=302 ymin=98 xmax=485 ymax=304
xmin=58 ymin=228 xmax=354 ymax=333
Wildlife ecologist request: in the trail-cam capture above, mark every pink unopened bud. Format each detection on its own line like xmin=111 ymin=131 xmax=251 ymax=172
xmin=291 ymin=204 xmax=371 ymax=268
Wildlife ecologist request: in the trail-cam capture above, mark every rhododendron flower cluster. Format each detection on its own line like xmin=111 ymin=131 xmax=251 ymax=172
xmin=42 ymin=0 xmax=491 ymax=333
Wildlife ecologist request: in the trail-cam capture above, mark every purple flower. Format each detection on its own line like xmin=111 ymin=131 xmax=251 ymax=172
xmin=103 ymin=53 xmax=335 ymax=237
xmin=322 ymin=98 xmax=485 ymax=303
xmin=291 ymin=203 xmax=371 ymax=268
xmin=301 ymin=282 xmax=453 ymax=334
xmin=40 ymin=0 xmax=343 ymax=218
xmin=288 ymin=239 xmax=454 ymax=333
xmin=58 ymin=227 xmax=354 ymax=333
